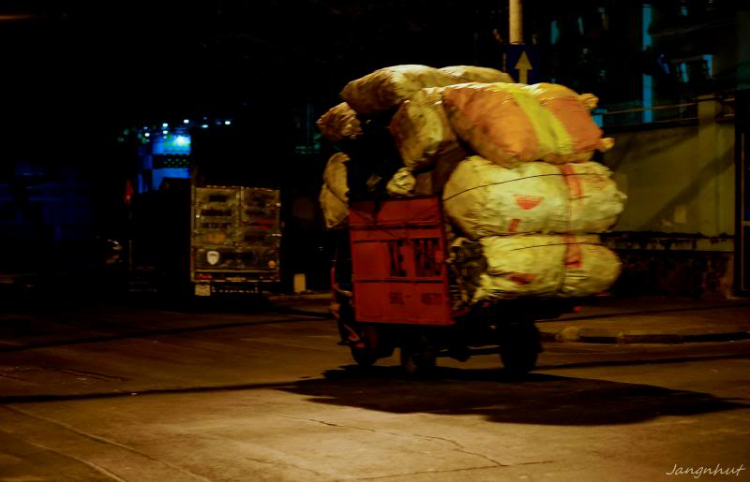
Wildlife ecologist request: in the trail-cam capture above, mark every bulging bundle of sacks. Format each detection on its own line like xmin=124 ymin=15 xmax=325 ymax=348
xmin=318 ymin=64 xmax=626 ymax=304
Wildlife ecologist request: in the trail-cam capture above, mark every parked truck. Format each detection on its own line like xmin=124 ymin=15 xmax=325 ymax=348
xmin=130 ymin=178 xmax=282 ymax=298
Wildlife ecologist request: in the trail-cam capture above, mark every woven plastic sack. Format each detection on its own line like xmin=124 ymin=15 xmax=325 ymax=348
xmin=442 ymin=156 xmax=626 ymax=238
xmin=442 ymin=82 xmax=562 ymax=168
xmin=320 ymin=184 xmax=349 ymax=230
xmin=341 ymin=65 xmax=457 ymax=116
xmin=439 ymin=65 xmax=513 ymax=84
xmin=522 ymin=83 xmax=614 ymax=163
xmin=316 ymin=103 xmax=363 ymax=143
xmin=386 ymin=168 xmax=416 ymax=198
xmin=473 ymin=235 xmax=621 ymax=301
xmin=322 ymin=152 xmax=350 ymax=203
xmin=319 ymin=153 xmax=350 ymax=230
xmin=389 ymin=87 xmax=467 ymax=171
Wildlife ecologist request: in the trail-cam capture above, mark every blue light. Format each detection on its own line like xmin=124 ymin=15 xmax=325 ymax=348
xmin=642 ymin=4 xmax=653 ymax=123
xmin=201 ymin=124 xmax=209 ymax=129
xmin=224 ymin=120 xmax=232 ymax=125
xmin=551 ymin=20 xmax=559 ymax=45
xmin=183 ymin=119 xmax=190 ymax=124
xmin=152 ymin=131 xmax=191 ymax=155
xmin=643 ymin=75 xmax=653 ymax=123
xmin=145 ymin=132 xmax=151 ymax=138
xmin=642 ymin=4 xmax=653 ymax=50
xmin=162 ymin=122 xmax=168 ymax=128
xmin=704 ymin=55 xmax=713 ymax=77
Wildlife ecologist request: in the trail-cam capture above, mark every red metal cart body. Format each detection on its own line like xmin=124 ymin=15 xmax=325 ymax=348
xmin=349 ymin=197 xmax=455 ymax=326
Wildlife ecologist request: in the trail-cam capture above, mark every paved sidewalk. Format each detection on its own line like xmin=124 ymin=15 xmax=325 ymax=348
xmin=537 ymin=296 xmax=750 ymax=344
xmin=269 ymin=293 xmax=750 ymax=344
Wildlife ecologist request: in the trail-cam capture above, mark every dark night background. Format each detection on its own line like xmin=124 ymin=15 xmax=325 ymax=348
xmin=0 ymin=0 xmax=513 ymax=289
xmin=1 ymin=0 xmax=747 ymax=293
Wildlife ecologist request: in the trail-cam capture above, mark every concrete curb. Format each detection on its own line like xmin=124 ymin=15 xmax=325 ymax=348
xmin=539 ymin=326 xmax=750 ymax=344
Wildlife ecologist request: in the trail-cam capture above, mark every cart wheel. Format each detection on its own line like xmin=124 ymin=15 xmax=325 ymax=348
xmin=400 ymin=337 xmax=436 ymax=376
xmin=350 ymin=344 xmax=378 ymax=367
xmin=500 ymin=323 xmax=541 ymax=376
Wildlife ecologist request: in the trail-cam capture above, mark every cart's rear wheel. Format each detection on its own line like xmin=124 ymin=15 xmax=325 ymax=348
xmin=350 ymin=344 xmax=378 ymax=367
xmin=400 ymin=335 xmax=436 ymax=376
xmin=500 ymin=323 xmax=541 ymax=376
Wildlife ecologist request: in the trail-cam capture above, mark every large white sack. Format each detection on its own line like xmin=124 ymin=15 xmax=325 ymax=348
xmin=319 ymin=184 xmax=349 ymax=230
xmin=322 ymin=152 xmax=350 ymax=203
xmin=389 ymin=87 xmax=466 ymax=171
xmin=320 ymin=153 xmax=350 ymax=230
xmin=442 ymin=156 xmax=625 ymax=238
xmin=473 ymin=235 xmax=621 ymax=301
xmin=341 ymin=65 xmax=457 ymax=115
xmin=316 ymin=103 xmax=363 ymax=142
xmin=439 ymin=65 xmax=514 ymax=84
xmin=386 ymin=167 xmax=416 ymax=198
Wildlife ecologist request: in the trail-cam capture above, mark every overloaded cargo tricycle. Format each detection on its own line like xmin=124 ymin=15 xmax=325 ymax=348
xmin=331 ymin=196 xmax=578 ymax=376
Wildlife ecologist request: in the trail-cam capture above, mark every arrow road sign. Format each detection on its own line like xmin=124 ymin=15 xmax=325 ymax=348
xmin=506 ymin=45 xmax=540 ymax=84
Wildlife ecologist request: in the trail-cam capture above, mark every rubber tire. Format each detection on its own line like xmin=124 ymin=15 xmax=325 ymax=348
xmin=400 ymin=341 xmax=436 ymax=376
xmin=350 ymin=344 xmax=378 ymax=367
xmin=500 ymin=323 xmax=541 ymax=376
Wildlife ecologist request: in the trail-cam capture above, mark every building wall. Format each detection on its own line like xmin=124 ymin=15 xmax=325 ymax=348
xmin=600 ymin=100 xmax=736 ymax=297
xmin=603 ymin=101 xmax=735 ymax=249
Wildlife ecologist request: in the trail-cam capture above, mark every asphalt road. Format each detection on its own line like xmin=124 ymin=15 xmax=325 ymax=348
xmin=0 ymin=302 xmax=748 ymax=481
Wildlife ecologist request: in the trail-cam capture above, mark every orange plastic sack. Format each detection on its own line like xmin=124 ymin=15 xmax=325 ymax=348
xmin=443 ymin=82 xmax=555 ymax=168
xmin=341 ymin=65 xmax=457 ymax=115
xmin=316 ymin=103 xmax=362 ymax=143
xmin=389 ymin=87 xmax=466 ymax=171
xmin=439 ymin=65 xmax=513 ymax=84
xmin=523 ymin=83 xmax=614 ymax=163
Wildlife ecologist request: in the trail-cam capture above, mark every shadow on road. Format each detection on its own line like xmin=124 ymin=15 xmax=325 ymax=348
xmin=276 ymin=365 xmax=750 ymax=426
xmin=2 ymin=365 xmax=746 ymax=428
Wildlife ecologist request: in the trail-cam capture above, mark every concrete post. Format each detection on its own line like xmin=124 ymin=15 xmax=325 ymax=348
xmin=509 ymin=0 xmax=523 ymax=44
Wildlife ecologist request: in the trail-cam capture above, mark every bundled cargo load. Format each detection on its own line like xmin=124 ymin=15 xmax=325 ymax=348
xmin=522 ymin=83 xmax=614 ymax=163
xmin=442 ymin=156 xmax=626 ymax=238
xmin=316 ymin=102 xmax=363 ymax=143
xmin=321 ymin=64 xmax=624 ymax=308
xmin=389 ymin=87 xmax=467 ymax=172
xmin=461 ymin=235 xmax=621 ymax=301
xmin=439 ymin=65 xmax=514 ymax=84
xmin=319 ymin=153 xmax=350 ymax=230
xmin=341 ymin=64 xmax=458 ymax=116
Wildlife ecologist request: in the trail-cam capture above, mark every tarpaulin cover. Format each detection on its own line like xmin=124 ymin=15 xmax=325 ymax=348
xmin=442 ymin=156 xmax=626 ymax=238
xmin=471 ymin=235 xmax=621 ymax=301
xmin=389 ymin=87 xmax=466 ymax=171
xmin=316 ymin=102 xmax=363 ymax=143
xmin=341 ymin=65 xmax=457 ymax=115
xmin=439 ymin=65 xmax=514 ymax=84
